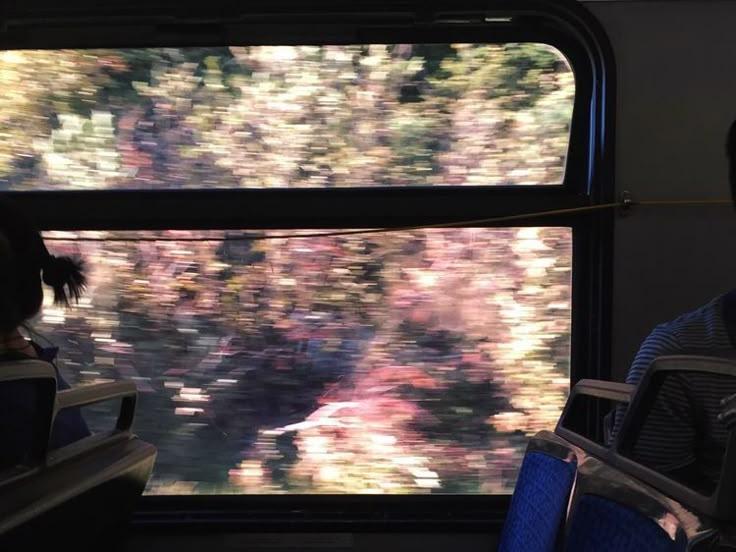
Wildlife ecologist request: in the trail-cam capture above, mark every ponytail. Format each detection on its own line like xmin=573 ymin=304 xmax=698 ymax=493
xmin=41 ymin=253 xmax=87 ymax=307
xmin=0 ymin=199 xmax=87 ymax=331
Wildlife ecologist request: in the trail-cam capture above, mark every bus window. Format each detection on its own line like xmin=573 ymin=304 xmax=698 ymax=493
xmin=38 ymin=227 xmax=571 ymax=494
xmin=0 ymin=39 xmax=598 ymax=496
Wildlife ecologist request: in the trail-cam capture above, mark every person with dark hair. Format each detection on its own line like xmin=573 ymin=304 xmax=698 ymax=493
xmin=0 ymin=199 xmax=90 ymax=466
xmin=608 ymin=121 xmax=736 ymax=489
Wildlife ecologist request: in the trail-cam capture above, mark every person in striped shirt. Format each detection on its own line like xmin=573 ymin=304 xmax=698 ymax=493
xmin=608 ymin=122 xmax=736 ymax=492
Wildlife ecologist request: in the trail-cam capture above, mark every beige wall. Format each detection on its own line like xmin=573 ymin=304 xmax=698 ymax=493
xmin=587 ymin=1 xmax=736 ymax=379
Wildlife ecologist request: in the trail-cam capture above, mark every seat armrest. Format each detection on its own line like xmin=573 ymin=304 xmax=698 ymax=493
xmin=56 ymin=381 xmax=137 ymax=431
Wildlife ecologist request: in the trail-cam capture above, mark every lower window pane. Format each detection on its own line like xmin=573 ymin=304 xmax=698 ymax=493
xmin=37 ymin=227 xmax=572 ymax=495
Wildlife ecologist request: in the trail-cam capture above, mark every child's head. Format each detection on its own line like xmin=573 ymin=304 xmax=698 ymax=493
xmin=0 ymin=199 xmax=86 ymax=333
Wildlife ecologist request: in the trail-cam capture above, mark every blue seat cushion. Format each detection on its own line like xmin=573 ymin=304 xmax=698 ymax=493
xmin=498 ymin=450 xmax=577 ymax=552
xmin=565 ymin=494 xmax=687 ymax=552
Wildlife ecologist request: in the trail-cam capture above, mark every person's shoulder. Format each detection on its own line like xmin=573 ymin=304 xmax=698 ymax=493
xmin=638 ymin=322 xmax=682 ymax=352
xmin=626 ymin=292 xmax=733 ymax=385
xmin=667 ymin=294 xmax=722 ymax=325
xmin=624 ymin=323 xmax=683 ymax=384
xmin=657 ymin=293 xmax=729 ymax=340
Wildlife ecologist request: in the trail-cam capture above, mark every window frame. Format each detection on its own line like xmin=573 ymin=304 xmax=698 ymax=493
xmin=0 ymin=0 xmax=615 ymax=527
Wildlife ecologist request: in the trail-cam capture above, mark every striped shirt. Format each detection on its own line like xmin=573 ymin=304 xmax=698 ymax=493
xmin=611 ymin=291 xmax=736 ymax=491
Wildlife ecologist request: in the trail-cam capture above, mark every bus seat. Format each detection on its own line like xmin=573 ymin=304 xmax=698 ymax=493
xmin=0 ymin=359 xmax=156 ymax=548
xmin=563 ymin=457 xmax=715 ymax=552
xmin=561 ymin=356 xmax=736 ymax=552
xmin=0 ymin=360 xmax=57 ymax=472
xmin=497 ymin=431 xmax=578 ymax=552
xmin=611 ymin=356 xmax=736 ymax=523
xmin=565 ymin=496 xmax=685 ymax=552
xmin=498 ymin=379 xmax=634 ymax=552
xmin=555 ymin=378 xmax=635 ymax=460
xmin=551 ymin=376 xmax=711 ymax=550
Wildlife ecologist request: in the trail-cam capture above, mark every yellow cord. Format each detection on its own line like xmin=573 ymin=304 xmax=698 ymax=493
xmin=41 ymin=198 xmax=733 ymax=242
xmin=636 ymin=199 xmax=732 ymax=207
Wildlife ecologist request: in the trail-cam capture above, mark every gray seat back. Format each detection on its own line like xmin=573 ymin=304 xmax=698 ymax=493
xmin=0 ymin=359 xmax=156 ymax=547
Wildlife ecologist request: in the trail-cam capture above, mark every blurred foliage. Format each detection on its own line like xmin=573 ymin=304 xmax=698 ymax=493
xmin=3 ymin=43 xmax=575 ymax=494
xmin=0 ymin=44 xmax=572 ymax=189
xmin=38 ymin=227 xmax=571 ymax=495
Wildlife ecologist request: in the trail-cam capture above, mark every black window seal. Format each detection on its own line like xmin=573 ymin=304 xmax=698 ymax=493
xmin=0 ymin=4 xmax=603 ymax=214
xmin=132 ymin=494 xmax=511 ymax=532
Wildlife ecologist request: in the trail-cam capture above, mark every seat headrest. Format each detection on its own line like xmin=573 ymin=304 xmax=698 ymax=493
xmin=612 ymin=355 xmax=736 ymax=522
xmin=0 ymin=359 xmax=58 ymax=471
xmin=0 ymin=359 xmax=56 ymax=385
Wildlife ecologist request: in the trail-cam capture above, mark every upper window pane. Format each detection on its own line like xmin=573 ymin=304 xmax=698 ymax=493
xmin=0 ymin=45 xmax=573 ymax=190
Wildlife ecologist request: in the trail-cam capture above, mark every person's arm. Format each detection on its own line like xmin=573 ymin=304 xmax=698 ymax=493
xmin=631 ymin=373 xmax=697 ymax=472
xmin=609 ymin=325 xmax=682 ymax=443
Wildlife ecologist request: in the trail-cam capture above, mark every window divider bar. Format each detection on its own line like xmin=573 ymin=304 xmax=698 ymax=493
xmin=3 ymin=188 xmax=589 ymax=230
